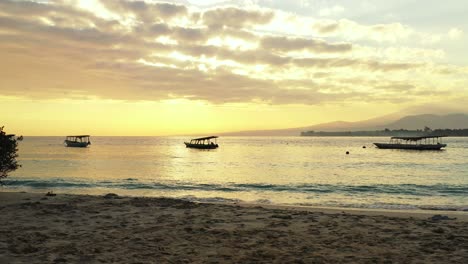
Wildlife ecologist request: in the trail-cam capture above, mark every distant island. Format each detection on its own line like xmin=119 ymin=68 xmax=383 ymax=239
xmin=301 ymin=128 xmax=468 ymax=137
xmin=219 ymin=113 xmax=468 ymax=137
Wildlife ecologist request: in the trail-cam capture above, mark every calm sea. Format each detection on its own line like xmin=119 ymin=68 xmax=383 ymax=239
xmin=3 ymin=136 xmax=468 ymax=211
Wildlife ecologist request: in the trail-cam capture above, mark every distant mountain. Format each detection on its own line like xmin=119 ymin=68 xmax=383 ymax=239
xmin=378 ymin=114 xmax=468 ymax=130
xmin=298 ymin=112 xmax=404 ymax=132
xmin=220 ymin=113 xmax=468 ymax=136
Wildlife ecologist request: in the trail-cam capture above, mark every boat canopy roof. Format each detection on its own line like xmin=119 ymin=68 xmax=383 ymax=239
xmin=191 ymin=136 xmax=218 ymax=140
xmin=66 ymin=135 xmax=90 ymax=138
xmin=391 ymin=135 xmax=447 ymax=141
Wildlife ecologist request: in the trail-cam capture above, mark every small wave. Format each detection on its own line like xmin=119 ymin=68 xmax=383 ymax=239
xmin=295 ymin=202 xmax=468 ymax=211
xmin=181 ymin=195 xmax=241 ymax=204
xmin=3 ymin=179 xmax=94 ymax=188
xmin=254 ymin=199 xmax=273 ymax=204
xmin=3 ymin=178 xmax=467 ymax=211
xmin=3 ymin=179 xmax=468 ymax=197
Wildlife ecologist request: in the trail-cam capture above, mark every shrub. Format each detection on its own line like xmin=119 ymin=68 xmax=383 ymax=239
xmin=0 ymin=126 xmax=22 ymax=182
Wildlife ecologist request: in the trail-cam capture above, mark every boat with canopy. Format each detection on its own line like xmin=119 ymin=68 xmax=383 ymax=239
xmin=184 ymin=136 xmax=219 ymax=149
xmin=374 ymin=135 xmax=447 ymax=150
xmin=64 ymin=135 xmax=91 ymax=148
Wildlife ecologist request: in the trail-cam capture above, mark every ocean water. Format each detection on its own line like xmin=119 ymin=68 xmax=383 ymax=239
xmin=3 ymin=136 xmax=468 ymax=211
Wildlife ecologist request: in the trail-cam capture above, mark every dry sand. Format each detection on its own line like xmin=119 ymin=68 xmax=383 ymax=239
xmin=0 ymin=191 xmax=467 ymax=263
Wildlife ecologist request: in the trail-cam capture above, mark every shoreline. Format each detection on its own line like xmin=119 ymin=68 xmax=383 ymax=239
xmin=236 ymin=202 xmax=468 ymax=221
xmin=2 ymin=189 xmax=467 ymax=220
xmin=1 ymin=191 xmax=467 ymax=263
xmin=0 ymin=190 xmax=468 ymax=222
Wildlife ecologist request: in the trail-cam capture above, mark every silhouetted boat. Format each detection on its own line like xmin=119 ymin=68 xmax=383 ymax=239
xmin=184 ymin=136 xmax=219 ymax=149
xmin=374 ymin=135 xmax=447 ymax=150
xmin=64 ymin=135 xmax=91 ymax=148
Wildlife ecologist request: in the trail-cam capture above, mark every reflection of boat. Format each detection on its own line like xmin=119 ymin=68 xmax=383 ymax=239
xmin=64 ymin=135 xmax=91 ymax=148
xmin=374 ymin=135 xmax=447 ymax=150
xmin=184 ymin=136 xmax=219 ymax=149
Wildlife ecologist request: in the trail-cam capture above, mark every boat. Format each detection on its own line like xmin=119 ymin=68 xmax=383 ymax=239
xmin=64 ymin=135 xmax=91 ymax=148
xmin=374 ymin=135 xmax=447 ymax=150
xmin=184 ymin=136 xmax=219 ymax=149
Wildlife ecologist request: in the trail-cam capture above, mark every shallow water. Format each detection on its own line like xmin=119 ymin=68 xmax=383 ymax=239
xmin=3 ymin=136 xmax=468 ymax=210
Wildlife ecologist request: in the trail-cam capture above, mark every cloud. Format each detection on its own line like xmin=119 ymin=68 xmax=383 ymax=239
xmin=262 ymin=12 xmax=417 ymax=44
xmin=260 ymin=36 xmax=352 ymax=53
xmin=99 ymin=0 xmax=188 ymax=22
xmin=202 ymin=6 xmax=274 ymax=28
xmin=312 ymin=20 xmax=341 ymax=34
xmin=0 ymin=0 xmax=465 ymax=107
xmin=338 ymin=20 xmax=414 ymax=43
xmin=448 ymin=27 xmax=463 ymax=40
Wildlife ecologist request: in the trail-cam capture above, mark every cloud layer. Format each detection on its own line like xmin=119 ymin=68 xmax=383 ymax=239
xmin=0 ymin=0 xmax=466 ymax=106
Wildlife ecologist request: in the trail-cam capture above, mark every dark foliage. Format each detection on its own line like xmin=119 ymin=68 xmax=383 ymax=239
xmin=0 ymin=126 xmax=22 ymax=182
xmin=301 ymin=128 xmax=468 ymax=137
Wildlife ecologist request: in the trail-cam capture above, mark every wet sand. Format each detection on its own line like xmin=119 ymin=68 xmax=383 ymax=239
xmin=0 ymin=192 xmax=467 ymax=263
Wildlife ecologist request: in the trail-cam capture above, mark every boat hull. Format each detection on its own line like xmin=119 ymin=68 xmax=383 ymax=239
xmin=184 ymin=142 xmax=218 ymax=149
xmin=374 ymin=143 xmax=446 ymax=150
xmin=65 ymin=140 xmax=90 ymax=148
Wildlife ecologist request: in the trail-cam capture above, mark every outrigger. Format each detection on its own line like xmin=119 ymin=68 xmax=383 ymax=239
xmin=64 ymin=135 xmax=91 ymax=148
xmin=374 ymin=135 xmax=447 ymax=150
xmin=184 ymin=136 xmax=219 ymax=149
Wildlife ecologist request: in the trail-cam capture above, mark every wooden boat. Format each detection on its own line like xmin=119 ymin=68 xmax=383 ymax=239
xmin=64 ymin=135 xmax=91 ymax=148
xmin=374 ymin=135 xmax=447 ymax=150
xmin=184 ymin=136 xmax=219 ymax=149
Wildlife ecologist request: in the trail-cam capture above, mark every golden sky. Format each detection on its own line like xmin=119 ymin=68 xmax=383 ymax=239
xmin=1 ymin=0 xmax=467 ymax=135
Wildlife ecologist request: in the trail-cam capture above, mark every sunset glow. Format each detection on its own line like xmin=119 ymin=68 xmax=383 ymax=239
xmin=1 ymin=0 xmax=467 ymax=135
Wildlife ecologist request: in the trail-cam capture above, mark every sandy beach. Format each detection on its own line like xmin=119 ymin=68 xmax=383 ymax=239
xmin=0 ymin=192 xmax=467 ymax=263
